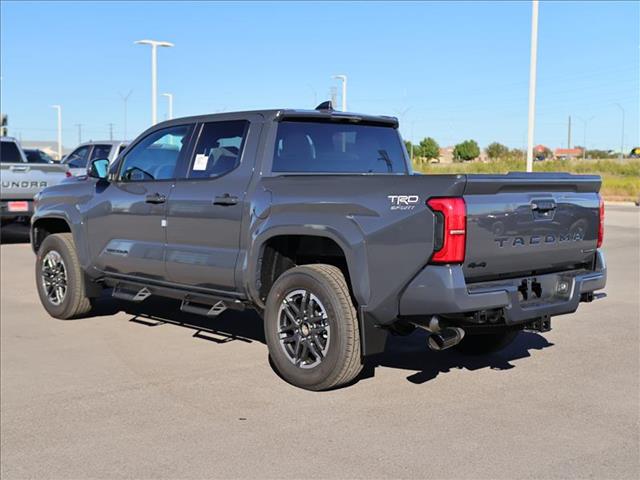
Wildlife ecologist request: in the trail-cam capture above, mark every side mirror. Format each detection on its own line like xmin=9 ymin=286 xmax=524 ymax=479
xmin=88 ymin=158 xmax=110 ymax=180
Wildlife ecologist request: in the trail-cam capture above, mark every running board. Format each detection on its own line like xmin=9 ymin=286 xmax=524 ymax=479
xmin=180 ymin=299 xmax=228 ymax=317
xmin=107 ymin=278 xmax=246 ymax=316
xmin=112 ymin=285 xmax=152 ymax=302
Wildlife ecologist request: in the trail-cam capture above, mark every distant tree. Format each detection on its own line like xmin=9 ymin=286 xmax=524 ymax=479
xmin=419 ymin=137 xmax=440 ymax=161
xmin=586 ymin=149 xmax=613 ymax=159
xmin=486 ymin=142 xmax=509 ymax=159
xmin=404 ymin=140 xmax=413 ymax=155
xmin=511 ymin=148 xmax=525 ymax=159
xmin=453 ymin=140 xmax=480 ymax=162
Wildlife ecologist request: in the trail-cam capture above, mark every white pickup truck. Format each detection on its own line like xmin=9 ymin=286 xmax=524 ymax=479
xmin=1 ymin=137 xmax=69 ymax=225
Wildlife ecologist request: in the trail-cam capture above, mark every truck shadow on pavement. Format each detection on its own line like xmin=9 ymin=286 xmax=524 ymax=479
xmin=363 ymin=330 xmax=554 ymax=385
xmin=0 ymin=223 xmax=31 ymax=244
xmin=90 ymin=296 xmax=265 ymax=344
xmin=88 ymin=296 xmax=552 ymax=386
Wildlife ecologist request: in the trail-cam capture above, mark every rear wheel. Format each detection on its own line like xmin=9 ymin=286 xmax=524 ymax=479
xmin=264 ymin=264 xmax=362 ymax=391
xmin=454 ymin=330 xmax=519 ymax=355
xmin=35 ymin=233 xmax=93 ymax=319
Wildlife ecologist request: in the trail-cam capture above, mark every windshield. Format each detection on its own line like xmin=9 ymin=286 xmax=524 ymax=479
xmin=0 ymin=141 xmax=24 ymax=163
xmin=272 ymin=121 xmax=407 ymax=173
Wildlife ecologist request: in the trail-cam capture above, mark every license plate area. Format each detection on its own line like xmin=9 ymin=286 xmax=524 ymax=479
xmin=517 ymin=274 xmax=574 ymax=306
xmin=7 ymin=201 xmax=30 ymax=212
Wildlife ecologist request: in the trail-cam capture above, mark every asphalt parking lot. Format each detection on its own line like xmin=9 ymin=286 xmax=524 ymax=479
xmin=1 ymin=205 xmax=638 ymax=479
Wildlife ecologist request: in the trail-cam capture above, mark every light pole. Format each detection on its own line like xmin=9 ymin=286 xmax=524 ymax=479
xmin=135 ymin=39 xmax=174 ymax=125
xmin=525 ymin=0 xmax=539 ymax=172
xmin=50 ymin=105 xmax=62 ymax=160
xmin=614 ymin=103 xmax=625 ymax=159
xmin=162 ymin=93 xmax=173 ymax=120
xmin=119 ymin=90 xmax=133 ymax=140
xmin=575 ymin=116 xmax=595 ymax=160
xmin=333 ymin=75 xmax=347 ymax=111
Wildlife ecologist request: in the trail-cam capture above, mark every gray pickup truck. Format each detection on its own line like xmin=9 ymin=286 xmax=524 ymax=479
xmin=1 ymin=137 xmax=69 ymax=225
xmin=31 ymin=104 xmax=606 ymax=390
xmin=63 ymin=140 xmax=129 ymax=177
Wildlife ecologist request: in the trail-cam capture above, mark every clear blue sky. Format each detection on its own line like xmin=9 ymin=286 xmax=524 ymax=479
xmin=1 ymin=0 xmax=638 ymax=152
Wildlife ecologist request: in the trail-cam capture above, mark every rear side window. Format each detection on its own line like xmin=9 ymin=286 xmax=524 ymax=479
xmin=272 ymin=121 xmax=407 ymax=173
xmin=187 ymin=120 xmax=248 ymax=179
xmin=1 ymin=141 xmax=24 ymax=163
xmin=90 ymin=144 xmax=112 ymax=161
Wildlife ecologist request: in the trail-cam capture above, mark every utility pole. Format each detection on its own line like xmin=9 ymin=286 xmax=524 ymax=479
xmin=333 ymin=75 xmax=347 ymax=111
xmin=135 ymin=40 xmax=174 ymax=125
xmin=161 ymin=92 xmax=173 ymax=120
xmin=119 ymin=90 xmax=133 ymax=140
xmin=108 ymin=123 xmax=114 ymax=141
xmin=51 ymin=105 xmax=62 ymax=160
xmin=575 ymin=116 xmax=595 ymax=160
xmin=614 ymin=103 xmax=625 ymax=160
xmin=525 ymin=0 xmax=539 ymax=173
xmin=74 ymin=123 xmax=83 ymax=144
xmin=567 ymin=115 xmax=572 ymax=149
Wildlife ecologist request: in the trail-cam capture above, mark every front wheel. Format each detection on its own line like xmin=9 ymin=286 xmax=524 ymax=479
xmin=264 ymin=264 xmax=362 ymax=391
xmin=454 ymin=330 xmax=519 ymax=355
xmin=35 ymin=233 xmax=93 ymax=319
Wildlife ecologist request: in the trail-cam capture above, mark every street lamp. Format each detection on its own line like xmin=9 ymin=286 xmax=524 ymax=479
xmin=614 ymin=103 xmax=625 ymax=160
xmin=525 ymin=0 xmax=540 ymax=172
xmin=162 ymin=92 xmax=173 ymax=120
xmin=333 ymin=75 xmax=347 ymax=112
xmin=135 ymin=39 xmax=174 ymax=125
xmin=50 ymin=105 xmax=62 ymax=160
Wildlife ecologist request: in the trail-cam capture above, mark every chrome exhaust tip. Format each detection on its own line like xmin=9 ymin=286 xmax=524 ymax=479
xmin=427 ymin=327 xmax=465 ymax=351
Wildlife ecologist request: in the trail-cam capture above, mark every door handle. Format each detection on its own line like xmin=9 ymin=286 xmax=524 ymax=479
xmin=145 ymin=193 xmax=166 ymax=204
xmin=531 ymin=200 xmax=556 ymax=213
xmin=10 ymin=165 xmax=29 ymax=172
xmin=213 ymin=194 xmax=239 ymax=206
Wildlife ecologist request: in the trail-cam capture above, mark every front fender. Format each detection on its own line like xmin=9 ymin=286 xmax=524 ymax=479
xmin=31 ymin=184 xmax=92 ymax=270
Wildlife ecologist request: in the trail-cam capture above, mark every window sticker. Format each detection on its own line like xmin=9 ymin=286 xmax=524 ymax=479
xmin=193 ymin=153 xmax=209 ymax=171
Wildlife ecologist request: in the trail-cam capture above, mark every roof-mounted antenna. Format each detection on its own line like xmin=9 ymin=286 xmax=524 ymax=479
xmin=315 ymin=100 xmax=333 ymax=111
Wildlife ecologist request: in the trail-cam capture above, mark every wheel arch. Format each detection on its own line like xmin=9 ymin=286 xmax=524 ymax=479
xmin=248 ymin=226 xmax=369 ymax=310
xmin=31 ymin=216 xmax=73 ymax=253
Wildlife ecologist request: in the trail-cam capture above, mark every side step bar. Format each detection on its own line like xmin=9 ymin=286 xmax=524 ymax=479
xmin=180 ymin=298 xmax=229 ymax=317
xmin=112 ymin=285 xmax=152 ymax=302
xmin=108 ymin=279 xmax=246 ymax=317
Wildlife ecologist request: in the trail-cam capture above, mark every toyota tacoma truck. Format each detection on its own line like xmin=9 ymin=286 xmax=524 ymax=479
xmin=30 ymin=104 xmax=606 ymax=390
xmin=1 ymin=137 xmax=69 ymax=225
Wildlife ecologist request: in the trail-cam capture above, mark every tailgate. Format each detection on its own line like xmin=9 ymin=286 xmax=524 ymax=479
xmin=462 ymin=173 xmax=601 ymax=281
xmin=0 ymin=163 xmax=68 ymax=200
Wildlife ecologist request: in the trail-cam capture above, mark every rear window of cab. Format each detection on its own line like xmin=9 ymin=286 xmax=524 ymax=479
xmin=272 ymin=121 xmax=407 ymax=174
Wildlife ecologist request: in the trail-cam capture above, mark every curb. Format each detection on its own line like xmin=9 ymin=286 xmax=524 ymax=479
xmin=604 ymin=201 xmax=638 ymax=207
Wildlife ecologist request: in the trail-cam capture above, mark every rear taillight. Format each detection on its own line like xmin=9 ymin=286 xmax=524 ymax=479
xmin=65 ymin=171 xmax=72 ymax=178
xmin=427 ymin=197 xmax=466 ymax=264
xmin=597 ymin=195 xmax=604 ymax=248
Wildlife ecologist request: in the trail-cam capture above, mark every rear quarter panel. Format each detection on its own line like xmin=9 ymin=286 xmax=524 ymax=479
xmin=247 ymin=174 xmax=466 ymax=323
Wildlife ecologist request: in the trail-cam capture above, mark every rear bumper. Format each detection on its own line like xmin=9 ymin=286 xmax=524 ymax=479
xmin=399 ymin=250 xmax=606 ymax=324
xmin=1 ymin=200 xmax=33 ymax=221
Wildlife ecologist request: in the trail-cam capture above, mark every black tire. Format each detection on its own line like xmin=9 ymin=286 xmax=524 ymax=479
xmin=264 ymin=264 xmax=362 ymax=391
xmin=454 ymin=330 xmax=519 ymax=355
xmin=35 ymin=233 xmax=93 ymax=319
